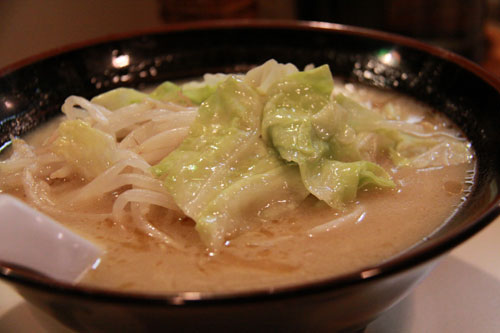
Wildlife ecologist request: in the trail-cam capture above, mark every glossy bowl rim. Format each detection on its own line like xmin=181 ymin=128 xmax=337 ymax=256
xmin=1 ymin=19 xmax=500 ymax=306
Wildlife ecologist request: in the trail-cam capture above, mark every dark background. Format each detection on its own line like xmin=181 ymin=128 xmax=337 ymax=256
xmin=2 ymin=0 xmax=499 ymax=69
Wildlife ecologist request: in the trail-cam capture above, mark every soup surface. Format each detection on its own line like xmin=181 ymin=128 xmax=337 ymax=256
xmin=0 ymin=62 xmax=474 ymax=293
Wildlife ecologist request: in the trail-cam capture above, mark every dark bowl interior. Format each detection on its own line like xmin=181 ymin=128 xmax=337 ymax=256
xmin=1 ymin=20 xmax=500 ymax=332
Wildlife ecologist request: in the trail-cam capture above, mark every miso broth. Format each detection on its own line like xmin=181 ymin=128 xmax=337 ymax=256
xmin=2 ymin=89 xmax=471 ymax=293
xmin=0 ymin=61 xmax=474 ymax=293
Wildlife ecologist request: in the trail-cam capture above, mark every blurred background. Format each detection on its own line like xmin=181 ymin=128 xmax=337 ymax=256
xmin=1 ymin=0 xmax=500 ymax=75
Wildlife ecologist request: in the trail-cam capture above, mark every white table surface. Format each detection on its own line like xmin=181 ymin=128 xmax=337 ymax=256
xmin=1 ymin=217 xmax=499 ymax=332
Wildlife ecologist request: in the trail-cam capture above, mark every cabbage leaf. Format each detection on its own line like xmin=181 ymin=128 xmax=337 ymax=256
xmin=92 ymin=74 xmax=229 ymax=109
xmin=180 ymin=73 xmax=229 ymax=104
xmin=328 ymin=94 xmax=472 ymax=168
xmin=151 ymin=60 xmax=471 ymax=247
xmin=91 ymin=88 xmax=149 ymax=110
xmin=243 ymin=59 xmax=299 ymax=94
xmin=152 ymin=77 xmax=309 ymax=249
xmin=51 ymin=120 xmax=118 ymax=179
xmin=149 ymin=81 xmax=191 ymax=106
xmin=262 ymin=65 xmax=396 ymax=209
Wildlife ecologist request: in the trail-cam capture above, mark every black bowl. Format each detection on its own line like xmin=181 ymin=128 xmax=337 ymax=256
xmin=1 ymin=20 xmax=500 ymax=332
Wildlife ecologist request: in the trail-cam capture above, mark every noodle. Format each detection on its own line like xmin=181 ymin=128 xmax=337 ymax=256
xmin=62 ymin=95 xmax=112 ymax=126
xmin=112 ymin=189 xmax=180 ymax=225
xmin=0 ymin=95 xmax=195 ymax=248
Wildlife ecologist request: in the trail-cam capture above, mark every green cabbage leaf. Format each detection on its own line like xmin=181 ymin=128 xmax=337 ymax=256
xmin=149 ymin=60 xmax=471 ymax=248
xmin=51 ymin=119 xmax=119 ymax=179
xmin=261 ymin=65 xmax=396 ymax=209
xmin=91 ymin=88 xmax=149 ymax=110
xmin=325 ymin=94 xmax=472 ymax=168
xmin=152 ymin=77 xmax=309 ymax=249
xmin=91 ymin=74 xmax=230 ymax=110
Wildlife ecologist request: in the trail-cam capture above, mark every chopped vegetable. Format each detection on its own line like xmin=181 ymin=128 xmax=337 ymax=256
xmin=92 ymin=73 xmax=229 ymax=109
xmin=262 ymin=65 xmax=395 ymax=208
xmin=153 ymin=77 xmax=308 ymax=249
xmin=91 ymin=88 xmax=149 ymax=110
xmin=98 ymin=59 xmax=471 ymax=249
xmin=149 ymin=81 xmax=190 ymax=105
xmin=52 ymin=120 xmax=118 ymax=179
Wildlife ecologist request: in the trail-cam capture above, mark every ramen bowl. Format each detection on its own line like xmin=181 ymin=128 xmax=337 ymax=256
xmin=1 ymin=21 xmax=499 ymax=332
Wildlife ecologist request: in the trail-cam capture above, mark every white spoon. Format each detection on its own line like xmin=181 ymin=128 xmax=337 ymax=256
xmin=0 ymin=194 xmax=102 ymax=284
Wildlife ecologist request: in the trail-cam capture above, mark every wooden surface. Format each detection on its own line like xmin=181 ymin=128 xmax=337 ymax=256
xmin=482 ymin=22 xmax=500 ymax=77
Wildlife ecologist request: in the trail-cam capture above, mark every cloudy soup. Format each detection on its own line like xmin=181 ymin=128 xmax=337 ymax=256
xmin=0 ymin=60 xmax=474 ymax=293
